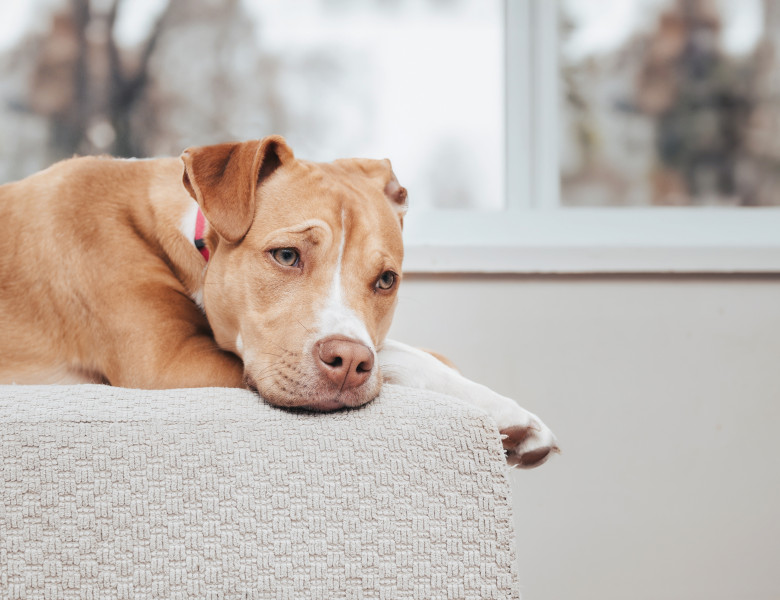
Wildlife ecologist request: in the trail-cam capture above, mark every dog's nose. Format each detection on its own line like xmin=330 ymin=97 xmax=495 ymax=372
xmin=314 ymin=336 xmax=374 ymax=390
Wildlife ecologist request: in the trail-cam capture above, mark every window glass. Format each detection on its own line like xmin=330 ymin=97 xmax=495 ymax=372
xmin=0 ymin=0 xmax=503 ymax=210
xmin=560 ymin=0 xmax=780 ymax=206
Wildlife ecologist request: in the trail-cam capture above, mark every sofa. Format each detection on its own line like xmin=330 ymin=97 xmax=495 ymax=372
xmin=0 ymin=384 xmax=521 ymax=599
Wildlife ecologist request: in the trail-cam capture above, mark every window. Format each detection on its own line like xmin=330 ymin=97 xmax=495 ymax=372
xmin=561 ymin=0 xmax=780 ymax=208
xmin=403 ymin=0 xmax=780 ymax=273
xmin=0 ymin=0 xmax=778 ymax=272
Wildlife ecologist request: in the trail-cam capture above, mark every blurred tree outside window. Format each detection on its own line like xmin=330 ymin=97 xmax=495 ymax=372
xmin=3 ymin=0 xmax=777 ymax=214
xmin=0 ymin=0 xmax=503 ymax=210
xmin=561 ymin=0 xmax=780 ymax=206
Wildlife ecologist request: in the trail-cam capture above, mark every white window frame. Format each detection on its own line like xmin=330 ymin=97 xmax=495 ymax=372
xmin=402 ymin=0 xmax=780 ymax=274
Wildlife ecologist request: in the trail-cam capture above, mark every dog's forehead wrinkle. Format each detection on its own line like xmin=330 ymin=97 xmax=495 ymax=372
xmin=266 ymin=218 xmax=330 ymax=238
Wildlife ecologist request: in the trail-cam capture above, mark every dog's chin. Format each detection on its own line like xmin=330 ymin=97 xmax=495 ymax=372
xmin=245 ymin=373 xmax=381 ymax=412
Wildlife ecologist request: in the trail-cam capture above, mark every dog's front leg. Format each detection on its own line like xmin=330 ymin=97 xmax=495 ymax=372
xmin=107 ymin=334 xmax=246 ymax=390
xmin=378 ymin=339 xmax=558 ymax=468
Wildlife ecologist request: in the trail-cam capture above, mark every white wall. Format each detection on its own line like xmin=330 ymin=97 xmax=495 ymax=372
xmin=388 ymin=274 xmax=780 ymax=600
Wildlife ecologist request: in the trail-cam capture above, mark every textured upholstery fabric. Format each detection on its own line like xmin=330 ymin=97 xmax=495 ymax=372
xmin=0 ymin=384 xmax=520 ymax=599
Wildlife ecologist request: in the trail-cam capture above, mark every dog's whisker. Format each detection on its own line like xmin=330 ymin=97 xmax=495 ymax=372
xmin=252 ymin=362 xmax=283 ymax=377
xmin=266 ymin=340 xmax=296 ymax=356
xmin=250 ymin=373 xmax=282 ymax=385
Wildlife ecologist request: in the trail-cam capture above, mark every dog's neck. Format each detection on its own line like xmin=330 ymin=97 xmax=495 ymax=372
xmin=142 ymin=164 xmax=215 ymax=309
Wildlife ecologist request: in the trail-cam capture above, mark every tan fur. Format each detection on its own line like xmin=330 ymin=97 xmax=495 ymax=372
xmin=0 ymin=137 xmax=405 ymax=408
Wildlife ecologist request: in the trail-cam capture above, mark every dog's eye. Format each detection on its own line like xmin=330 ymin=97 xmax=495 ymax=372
xmin=375 ymin=270 xmax=397 ymax=291
xmin=271 ymin=248 xmax=300 ymax=267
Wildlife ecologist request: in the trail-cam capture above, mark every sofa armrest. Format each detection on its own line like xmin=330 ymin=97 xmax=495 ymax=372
xmin=0 ymin=384 xmax=520 ymax=599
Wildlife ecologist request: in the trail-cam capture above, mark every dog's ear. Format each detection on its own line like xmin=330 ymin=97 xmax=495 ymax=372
xmin=340 ymin=158 xmax=408 ymax=226
xmin=181 ymin=135 xmax=294 ymax=243
xmin=381 ymin=160 xmax=408 ymax=228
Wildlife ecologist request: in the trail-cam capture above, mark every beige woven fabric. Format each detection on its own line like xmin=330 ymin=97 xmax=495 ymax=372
xmin=0 ymin=384 xmax=519 ymax=600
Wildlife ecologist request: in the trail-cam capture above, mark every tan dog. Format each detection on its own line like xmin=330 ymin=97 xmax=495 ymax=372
xmin=0 ymin=136 xmax=557 ymax=467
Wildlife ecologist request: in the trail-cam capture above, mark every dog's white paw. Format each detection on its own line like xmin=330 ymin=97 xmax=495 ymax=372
xmin=376 ymin=339 xmax=559 ymax=467
xmin=496 ymin=408 xmax=559 ymax=469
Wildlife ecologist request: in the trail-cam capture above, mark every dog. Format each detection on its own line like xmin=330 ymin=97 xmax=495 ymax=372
xmin=0 ymin=135 xmax=558 ymax=467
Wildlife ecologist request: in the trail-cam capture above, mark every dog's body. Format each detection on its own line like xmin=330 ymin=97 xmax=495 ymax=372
xmin=0 ymin=136 xmax=557 ymax=467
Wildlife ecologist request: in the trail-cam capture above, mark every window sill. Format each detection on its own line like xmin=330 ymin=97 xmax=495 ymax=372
xmin=401 ymin=209 xmax=780 ymax=274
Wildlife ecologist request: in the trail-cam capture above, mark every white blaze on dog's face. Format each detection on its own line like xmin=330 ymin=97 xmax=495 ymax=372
xmin=181 ymin=136 xmax=407 ymax=410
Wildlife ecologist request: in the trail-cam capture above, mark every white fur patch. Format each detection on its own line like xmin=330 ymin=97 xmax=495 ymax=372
xmin=378 ymin=339 xmax=558 ymax=461
xmin=191 ymin=287 xmax=204 ymax=311
xmin=235 ymin=333 xmax=244 ymax=358
xmin=179 ymin=200 xmax=199 ymax=247
xmin=314 ymin=211 xmax=373 ymax=349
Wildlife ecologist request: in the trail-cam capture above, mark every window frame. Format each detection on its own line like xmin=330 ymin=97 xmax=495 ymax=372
xmin=402 ymin=0 xmax=780 ymax=274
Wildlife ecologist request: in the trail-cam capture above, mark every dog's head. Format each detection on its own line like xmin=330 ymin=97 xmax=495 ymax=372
xmin=181 ymin=136 xmax=407 ymax=410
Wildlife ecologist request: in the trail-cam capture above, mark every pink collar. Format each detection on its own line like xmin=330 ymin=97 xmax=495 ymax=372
xmin=194 ymin=209 xmax=210 ymax=261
